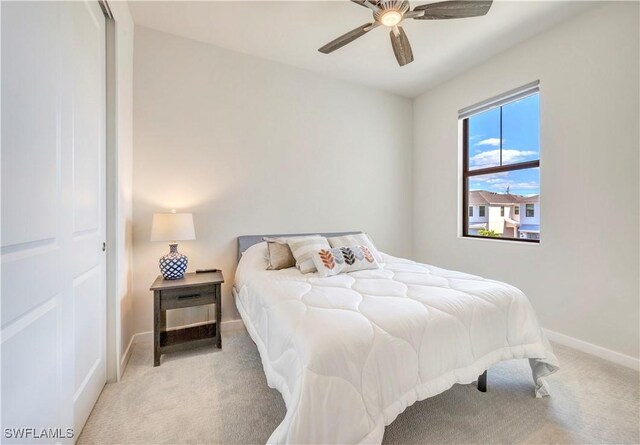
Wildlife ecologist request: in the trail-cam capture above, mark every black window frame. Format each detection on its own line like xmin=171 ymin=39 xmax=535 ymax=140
xmin=526 ymin=204 xmax=535 ymax=217
xmin=462 ymin=93 xmax=540 ymax=244
xmin=479 ymin=206 xmax=486 ymax=217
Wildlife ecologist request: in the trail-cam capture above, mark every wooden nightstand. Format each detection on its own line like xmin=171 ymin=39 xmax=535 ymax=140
xmin=150 ymin=271 xmax=224 ymax=366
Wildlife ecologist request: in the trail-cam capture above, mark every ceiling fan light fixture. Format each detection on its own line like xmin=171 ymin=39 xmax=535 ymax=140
xmin=319 ymin=0 xmax=493 ymax=67
xmin=380 ymin=10 xmax=402 ymax=27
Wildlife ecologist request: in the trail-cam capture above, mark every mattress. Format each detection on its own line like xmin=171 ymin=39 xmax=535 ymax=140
xmin=234 ymin=242 xmax=559 ymax=444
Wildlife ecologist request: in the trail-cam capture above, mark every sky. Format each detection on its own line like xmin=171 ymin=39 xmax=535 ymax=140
xmin=468 ymin=94 xmax=540 ymax=196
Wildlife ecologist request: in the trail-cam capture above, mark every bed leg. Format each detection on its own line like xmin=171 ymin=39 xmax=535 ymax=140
xmin=477 ymin=370 xmax=487 ymax=392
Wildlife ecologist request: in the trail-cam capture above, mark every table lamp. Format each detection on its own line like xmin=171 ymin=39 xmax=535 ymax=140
xmin=150 ymin=210 xmax=196 ymax=280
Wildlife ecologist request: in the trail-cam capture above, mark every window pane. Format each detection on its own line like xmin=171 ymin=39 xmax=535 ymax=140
xmin=468 ymin=107 xmax=500 ymax=170
xmin=501 ymin=94 xmax=539 ymax=166
xmin=526 ymin=204 xmax=535 ymax=217
xmin=466 ymin=168 xmax=540 ymax=240
xmin=468 ymin=206 xmax=473 ymax=217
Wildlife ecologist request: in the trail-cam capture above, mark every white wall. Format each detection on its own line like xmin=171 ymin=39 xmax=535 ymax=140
xmin=488 ymin=206 xmax=505 ymax=234
xmin=413 ymin=3 xmax=639 ymax=359
xmin=108 ymin=1 xmax=135 ymax=376
xmin=132 ymin=27 xmax=413 ymax=332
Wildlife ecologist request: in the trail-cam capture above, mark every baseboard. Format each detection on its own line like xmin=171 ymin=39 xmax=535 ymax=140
xmin=131 ymin=330 xmax=153 ymax=344
xmin=123 ymin=323 xmax=639 ymax=373
xmin=121 ymin=319 xmax=247 ymax=373
xmin=221 ymin=318 xmax=246 ymax=333
xmin=543 ymin=328 xmax=639 ymax=371
xmin=119 ymin=334 xmax=137 ymax=378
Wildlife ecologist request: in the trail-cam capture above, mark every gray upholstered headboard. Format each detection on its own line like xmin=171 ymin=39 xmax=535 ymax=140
xmin=237 ymin=232 xmax=361 ymax=262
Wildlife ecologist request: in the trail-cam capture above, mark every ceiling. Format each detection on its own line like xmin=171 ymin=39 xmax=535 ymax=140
xmin=128 ymin=1 xmax=593 ymax=97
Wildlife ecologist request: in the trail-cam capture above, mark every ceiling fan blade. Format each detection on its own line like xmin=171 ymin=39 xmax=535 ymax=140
xmin=351 ymin=0 xmax=381 ymax=12
xmin=318 ymin=22 xmax=378 ymax=54
xmin=389 ymin=26 xmax=413 ymax=67
xmin=404 ymin=10 xmax=426 ymax=19
xmin=413 ymin=0 xmax=492 ymax=20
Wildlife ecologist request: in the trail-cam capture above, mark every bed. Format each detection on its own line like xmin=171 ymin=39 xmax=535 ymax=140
xmin=233 ymin=232 xmax=559 ymax=444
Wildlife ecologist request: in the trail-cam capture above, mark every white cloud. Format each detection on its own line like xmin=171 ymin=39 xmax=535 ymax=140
xmin=470 ymin=172 xmax=507 ymax=184
xmin=502 ymin=149 xmax=537 ymax=163
xmin=470 ymin=171 xmax=539 ymax=194
xmin=470 ymin=180 xmax=540 ymax=195
xmin=475 ymin=138 xmax=501 ymax=147
xmin=488 ymin=181 xmax=539 ymax=191
xmin=469 ymin=149 xmax=537 ymax=168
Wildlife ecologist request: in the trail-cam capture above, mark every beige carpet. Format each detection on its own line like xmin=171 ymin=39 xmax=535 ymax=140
xmin=79 ymin=330 xmax=639 ymax=444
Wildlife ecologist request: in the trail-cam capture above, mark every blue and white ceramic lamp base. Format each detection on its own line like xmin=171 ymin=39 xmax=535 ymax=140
xmin=159 ymin=243 xmax=188 ymax=280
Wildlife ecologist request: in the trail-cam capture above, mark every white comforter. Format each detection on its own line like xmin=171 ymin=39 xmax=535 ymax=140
xmin=234 ymin=242 xmax=559 ymax=444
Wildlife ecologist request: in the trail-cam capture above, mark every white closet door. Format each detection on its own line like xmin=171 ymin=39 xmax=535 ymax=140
xmin=1 ymin=1 xmax=106 ymax=441
xmin=68 ymin=0 xmax=107 ymax=432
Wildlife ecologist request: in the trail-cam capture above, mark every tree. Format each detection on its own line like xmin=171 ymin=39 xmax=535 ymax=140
xmin=478 ymin=229 xmax=500 ymax=238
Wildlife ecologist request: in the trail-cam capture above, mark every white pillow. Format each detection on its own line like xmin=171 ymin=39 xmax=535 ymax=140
xmin=327 ymin=233 xmax=383 ymax=263
xmin=311 ymin=245 xmax=380 ymax=278
xmin=287 ymin=236 xmax=331 ymax=274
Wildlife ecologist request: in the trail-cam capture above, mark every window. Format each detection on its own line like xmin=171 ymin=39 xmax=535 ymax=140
xmin=468 ymin=206 xmax=473 ymax=217
xmin=526 ymin=204 xmax=535 ymax=217
xmin=461 ymin=82 xmax=540 ymax=242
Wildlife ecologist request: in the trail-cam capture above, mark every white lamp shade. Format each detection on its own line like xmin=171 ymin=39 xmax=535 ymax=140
xmin=150 ymin=213 xmax=196 ymax=242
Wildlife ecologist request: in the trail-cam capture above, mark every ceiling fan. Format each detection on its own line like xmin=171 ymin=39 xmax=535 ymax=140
xmin=318 ymin=0 xmax=493 ymax=67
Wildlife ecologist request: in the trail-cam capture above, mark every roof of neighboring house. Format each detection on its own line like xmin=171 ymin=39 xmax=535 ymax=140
xmin=518 ymin=195 xmax=540 ymax=204
xmin=469 ymin=190 xmax=539 ymax=205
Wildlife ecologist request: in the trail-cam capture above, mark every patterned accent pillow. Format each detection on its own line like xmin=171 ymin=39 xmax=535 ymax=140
xmin=327 ymin=233 xmax=383 ymax=263
xmin=287 ymin=236 xmax=331 ymax=274
xmin=311 ymin=245 xmax=380 ymax=278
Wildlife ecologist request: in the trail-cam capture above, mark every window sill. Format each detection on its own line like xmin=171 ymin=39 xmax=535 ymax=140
xmin=459 ymin=235 xmax=540 ymax=245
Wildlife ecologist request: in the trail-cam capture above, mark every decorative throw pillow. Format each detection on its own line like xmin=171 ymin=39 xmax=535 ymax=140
xmin=287 ymin=236 xmax=331 ymax=274
xmin=327 ymin=233 xmax=383 ymax=263
xmin=263 ymin=238 xmax=296 ymax=270
xmin=311 ymin=245 xmax=380 ymax=278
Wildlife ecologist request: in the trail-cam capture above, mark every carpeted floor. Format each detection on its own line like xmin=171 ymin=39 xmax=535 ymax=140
xmin=78 ymin=330 xmax=639 ymax=444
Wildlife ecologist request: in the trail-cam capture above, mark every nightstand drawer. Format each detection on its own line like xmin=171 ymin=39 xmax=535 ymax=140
xmin=160 ymin=285 xmax=216 ymax=310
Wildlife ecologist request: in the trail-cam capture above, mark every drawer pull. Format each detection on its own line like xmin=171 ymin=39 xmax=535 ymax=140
xmin=177 ymin=294 xmax=200 ymax=300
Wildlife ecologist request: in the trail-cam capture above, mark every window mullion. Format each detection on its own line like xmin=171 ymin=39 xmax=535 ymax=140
xmin=464 ymin=160 xmax=540 ymax=178
xmin=499 ymin=106 xmax=503 ymax=167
